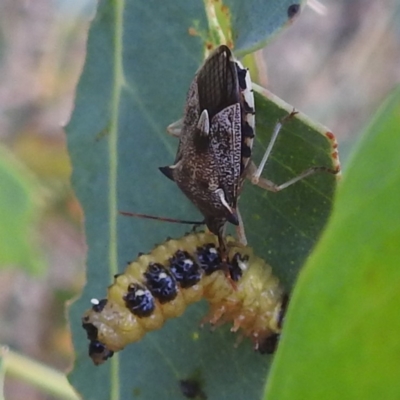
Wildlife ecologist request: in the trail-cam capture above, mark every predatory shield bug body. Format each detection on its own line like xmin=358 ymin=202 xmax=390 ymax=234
xmin=161 ymin=45 xmax=339 ymax=254
xmin=160 ymin=45 xmax=255 ymax=255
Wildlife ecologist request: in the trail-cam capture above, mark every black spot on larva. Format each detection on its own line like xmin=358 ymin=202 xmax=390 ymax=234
xmin=82 ymin=322 xmax=98 ymax=340
xmin=235 ymin=64 xmax=247 ymax=90
xmin=145 ymin=263 xmax=178 ymax=303
xmin=91 ymin=299 xmax=107 ymax=313
xmin=179 ymin=379 xmax=207 ymax=399
xmin=137 ymin=252 xmax=144 ymax=257
xmin=169 ymin=250 xmax=202 ymax=288
xmin=124 ymin=283 xmax=155 ymax=317
xmin=287 ymin=4 xmax=300 ymax=19
xmin=242 ymin=121 xmax=254 ymax=138
xmin=196 ymin=244 xmax=221 ymax=275
xmin=242 ymin=144 xmax=252 ymax=158
xmin=278 ymin=293 xmax=290 ymax=329
xmin=114 ymin=273 xmax=122 ymax=278
xmin=88 ymin=340 xmax=114 ymax=361
xmin=228 ymin=253 xmax=246 ymax=282
xmin=258 ymin=333 xmax=280 ymax=354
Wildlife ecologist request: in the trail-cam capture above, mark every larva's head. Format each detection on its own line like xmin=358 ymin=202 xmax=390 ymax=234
xmin=82 ymin=299 xmax=115 ymax=365
xmin=87 ymin=339 xmax=114 ymax=366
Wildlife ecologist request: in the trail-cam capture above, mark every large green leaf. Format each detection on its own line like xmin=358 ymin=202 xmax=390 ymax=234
xmin=67 ymin=1 xmax=338 ymax=399
xmin=265 ymin=87 xmax=400 ymax=399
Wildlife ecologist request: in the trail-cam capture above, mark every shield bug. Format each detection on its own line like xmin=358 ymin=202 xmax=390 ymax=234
xmin=160 ymin=45 xmax=255 ymax=255
xmin=161 ymin=45 xmax=339 ymax=253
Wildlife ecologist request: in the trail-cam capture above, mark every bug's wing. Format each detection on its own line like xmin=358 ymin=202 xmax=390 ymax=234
xmin=196 ymin=45 xmax=240 ymax=119
xmin=195 ymin=45 xmax=242 ymax=206
xmin=175 ymin=45 xmax=241 ymax=165
xmin=209 ymin=103 xmax=242 ymax=206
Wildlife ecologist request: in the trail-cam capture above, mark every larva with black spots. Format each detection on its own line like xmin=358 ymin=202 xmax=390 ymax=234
xmin=82 ymin=232 xmax=287 ymax=365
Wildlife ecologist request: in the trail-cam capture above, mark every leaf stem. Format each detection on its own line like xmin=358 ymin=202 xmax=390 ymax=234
xmin=0 ymin=351 xmax=5 ymax=400
xmin=109 ymin=0 xmax=124 ymax=398
xmin=0 ymin=346 xmax=79 ymax=400
xmin=203 ymin=0 xmax=226 ymax=55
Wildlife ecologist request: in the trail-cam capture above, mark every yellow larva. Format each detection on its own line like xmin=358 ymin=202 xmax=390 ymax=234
xmin=82 ymin=232 xmax=286 ymax=365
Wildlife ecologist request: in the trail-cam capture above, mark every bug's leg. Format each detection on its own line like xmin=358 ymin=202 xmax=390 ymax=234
xmin=248 ymin=110 xmax=339 ymax=191
xmin=250 ymin=110 xmax=298 ymax=185
xmin=235 ymin=207 xmax=247 ymax=246
xmin=247 ymin=161 xmax=338 ymax=192
xmin=166 ymin=118 xmax=183 ymax=137
xmin=217 ymin=232 xmax=228 ymax=262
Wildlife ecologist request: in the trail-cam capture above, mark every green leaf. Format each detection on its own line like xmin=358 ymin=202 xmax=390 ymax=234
xmin=265 ymin=87 xmax=400 ymax=399
xmin=67 ymin=1 xmax=338 ymax=399
xmin=227 ymin=0 xmax=306 ymax=55
xmin=0 ymin=146 xmax=44 ymax=274
xmin=243 ymin=87 xmax=338 ymax=289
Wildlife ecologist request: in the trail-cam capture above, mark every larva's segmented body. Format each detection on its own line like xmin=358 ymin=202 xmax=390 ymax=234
xmin=82 ymin=232 xmax=285 ymax=365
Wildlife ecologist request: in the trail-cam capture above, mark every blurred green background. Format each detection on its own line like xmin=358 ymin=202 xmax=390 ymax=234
xmin=0 ymin=0 xmax=399 ymax=398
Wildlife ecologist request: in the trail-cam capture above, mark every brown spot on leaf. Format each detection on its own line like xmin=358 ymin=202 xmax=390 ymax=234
xmin=188 ymin=27 xmax=199 ymax=37
xmin=326 ymin=131 xmax=335 ymax=140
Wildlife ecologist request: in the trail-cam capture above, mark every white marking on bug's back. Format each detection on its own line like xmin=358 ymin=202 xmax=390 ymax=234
xmin=91 ymin=298 xmax=100 ymax=305
xmin=215 ymin=188 xmax=234 ymax=214
xmin=159 ymin=272 xmax=168 ymax=279
xmin=239 ymin=67 xmax=254 ymax=110
xmin=235 ymin=60 xmax=254 ymax=107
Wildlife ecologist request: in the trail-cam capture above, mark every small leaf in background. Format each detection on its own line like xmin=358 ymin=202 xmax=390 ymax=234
xmin=67 ymin=1 xmax=338 ymax=399
xmin=0 ymin=146 xmax=44 ymax=275
xmin=265 ymin=87 xmax=400 ymax=399
xmin=226 ymin=0 xmax=305 ymax=55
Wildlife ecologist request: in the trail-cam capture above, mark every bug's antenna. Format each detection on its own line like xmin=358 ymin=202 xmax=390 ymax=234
xmin=119 ymin=211 xmax=204 ymax=226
